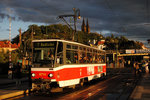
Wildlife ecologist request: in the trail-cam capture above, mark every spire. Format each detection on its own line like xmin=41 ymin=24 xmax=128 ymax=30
xmin=86 ymin=18 xmax=90 ymax=33
xmin=81 ymin=17 xmax=86 ymax=32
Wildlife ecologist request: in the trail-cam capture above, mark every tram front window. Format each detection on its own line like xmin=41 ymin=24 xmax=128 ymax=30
xmin=33 ymin=42 xmax=56 ymax=67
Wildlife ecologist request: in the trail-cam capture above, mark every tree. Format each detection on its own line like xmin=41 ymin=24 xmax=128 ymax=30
xmin=0 ymin=52 xmax=6 ymax=63
xmin=12 ymin=24 xmax=142 ymax=51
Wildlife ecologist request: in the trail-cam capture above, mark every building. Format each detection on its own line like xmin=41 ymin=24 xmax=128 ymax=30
xmin=97 ymin=40 xmax=106 ymax=50
xmin=0 ymin=41 xmax=19 ymax=53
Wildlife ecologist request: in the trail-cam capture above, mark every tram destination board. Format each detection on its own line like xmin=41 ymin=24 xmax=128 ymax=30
xmin=34 ymin=41 xmax=57 ymax=48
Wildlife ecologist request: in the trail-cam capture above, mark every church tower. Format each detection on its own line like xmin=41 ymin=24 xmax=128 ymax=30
xmin=81 ymin=18 xmax=86 ymax=32
xmin=86 ymin=18 xmax=90 ymax=34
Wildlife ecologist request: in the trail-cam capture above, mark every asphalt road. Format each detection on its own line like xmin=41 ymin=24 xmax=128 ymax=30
xmin=10 ymin=72 xmax=138 ymax=100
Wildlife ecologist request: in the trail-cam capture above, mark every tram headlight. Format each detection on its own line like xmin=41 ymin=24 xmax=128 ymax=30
xmin=48 ymin=73 xmax=53 ymax=78
xmin=32 ymin=73 xmax=36 ymax=77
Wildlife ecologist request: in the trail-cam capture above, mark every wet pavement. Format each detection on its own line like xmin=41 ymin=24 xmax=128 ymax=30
xmin=129 ymin=73 xmax=150 ymax=100
xmin=11 ymin=72 xmax=137 ymax=100
xmin=0 ymin=68 xmax=142 ymax=100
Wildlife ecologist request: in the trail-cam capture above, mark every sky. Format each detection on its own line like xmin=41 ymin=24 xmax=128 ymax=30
xmin=0 ymin=0 xmax=150 ymax=47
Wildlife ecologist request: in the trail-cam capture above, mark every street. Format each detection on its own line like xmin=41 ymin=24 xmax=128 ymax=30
xmin=8 ymin=69 xmax=138 ymax=100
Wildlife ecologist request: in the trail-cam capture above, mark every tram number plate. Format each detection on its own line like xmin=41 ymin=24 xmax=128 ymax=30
xmin=39 ymin=73 xmax=46 ymax=76
xmin=87 ymin=66 xmax=94 ymax=75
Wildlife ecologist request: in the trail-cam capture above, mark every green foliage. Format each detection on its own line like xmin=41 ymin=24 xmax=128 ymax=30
xmin=12 ymin=24 xmax=142 ymax=51
xmin=0 ymin=52 xmax=6 ymax=63
xmin=11 ymin=51 xmax=19 ymax=65
xmin=105 ymin=35 xmax=142 ymax=50
xmin=0 ymin=51 xmax=19 ymax=65
xmin=12 ymin=35 xmax=19 ymax=44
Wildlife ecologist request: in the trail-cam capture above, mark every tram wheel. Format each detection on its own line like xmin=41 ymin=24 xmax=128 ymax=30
xmin=101 ymin=73 xmax=106 ymax=80
xmin=80 ymin=79 xmax=84 ymax=86
xmin=72 ymin=85 xmax=76 ymax=89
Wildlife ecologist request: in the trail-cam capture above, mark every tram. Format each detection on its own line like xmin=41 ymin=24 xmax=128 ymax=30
xmin=31 ymin=39 xmax=106 ymax=91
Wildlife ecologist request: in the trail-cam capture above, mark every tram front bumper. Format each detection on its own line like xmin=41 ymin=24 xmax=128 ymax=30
xmin=32 ymin=79 xmax=57 ymax=91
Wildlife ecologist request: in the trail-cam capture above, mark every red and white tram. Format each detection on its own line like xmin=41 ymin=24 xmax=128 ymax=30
xmin=31 ymin=39 xmax=106 ymax=91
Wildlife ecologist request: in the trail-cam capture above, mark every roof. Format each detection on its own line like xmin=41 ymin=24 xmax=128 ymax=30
xmin=0 ymin=41 xmax=19 ymax=48
xmin=33 ymin=39 xmax=105 ymax=51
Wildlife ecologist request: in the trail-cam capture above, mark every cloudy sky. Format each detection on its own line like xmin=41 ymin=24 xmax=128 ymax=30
xmin=0 ymin=0 xmax=150 ymax=47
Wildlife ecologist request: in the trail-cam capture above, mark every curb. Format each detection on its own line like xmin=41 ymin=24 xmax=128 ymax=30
xmin=0 ymin=89 xmax=30 ymax=100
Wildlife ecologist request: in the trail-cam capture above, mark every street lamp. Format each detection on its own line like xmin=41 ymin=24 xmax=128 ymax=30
xmin=58 ymin=8 xmax=81 ymax=41
xmin=110 ymin=39 xmax=119 ymax=68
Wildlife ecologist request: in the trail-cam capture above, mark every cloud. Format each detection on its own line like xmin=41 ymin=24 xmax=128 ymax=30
xmin=0 ymin=0 xmax=150 ymax=46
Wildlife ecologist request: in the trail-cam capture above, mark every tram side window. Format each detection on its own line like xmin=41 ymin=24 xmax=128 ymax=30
xmin=97 ymin=54 xmax=105 ymax=63
xmin=87 ymin=53 xmax=92 ymax=63
xmin=79 ymin=52 xmax=86 ymax=63
xmin=101 ymin=54 xmax=105 ymax=63
xmin=66 ymin=50 xmax=78 ymax=64
xmin=93 ymin=53 xmax=98 ymax=63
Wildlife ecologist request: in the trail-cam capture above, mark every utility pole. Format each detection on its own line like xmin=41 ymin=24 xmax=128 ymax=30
xmin=58 ymin=8 xmax=81 ymax=41
xmin=8 ymin=16 xmax=13 ymax=79
xmin=9 ymin=16 xmax=11 ymax=68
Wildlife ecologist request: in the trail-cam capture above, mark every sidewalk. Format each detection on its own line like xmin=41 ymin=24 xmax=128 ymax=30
xmin=0 ymin=77 xmax=28 ymax=86
xmin=0 ymin=77 xmax=30 ymax=100
xmin=129 ymin=73 xmax=150 ymax=100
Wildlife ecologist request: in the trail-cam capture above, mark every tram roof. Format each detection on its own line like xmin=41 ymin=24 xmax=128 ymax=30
xmin=32 ymin=39 xmax=105 ymax=52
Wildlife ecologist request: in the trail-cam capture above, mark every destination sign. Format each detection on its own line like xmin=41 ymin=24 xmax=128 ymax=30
xmin=34 ymin=42 xmax=56 ymax=48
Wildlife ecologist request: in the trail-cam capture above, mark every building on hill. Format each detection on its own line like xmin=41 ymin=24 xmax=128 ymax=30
xmin=88 ymin=39 xmax=106 ymax=50
xmin=136 ymin=42 xmax=147 ymax=49
xmin=97 ymin=40 xmax=106 ymax=50
xmin=81 ymin=18 xmax=90 ymax=33
xmin=0 ymin=40 xmax=19 ymax=53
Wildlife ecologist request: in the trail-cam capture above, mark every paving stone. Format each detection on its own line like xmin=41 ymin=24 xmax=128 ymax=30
xmin=142 ymin=93 xmax=150 ymax=99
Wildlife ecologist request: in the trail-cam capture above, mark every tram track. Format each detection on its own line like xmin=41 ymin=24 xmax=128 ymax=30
xmin=56 ymin=75 xmax=121 ymax=100
xmin=6 ymin=72 xmax=138 ymax=100
xmin=7 ymin=75 xmax=118 ymax=100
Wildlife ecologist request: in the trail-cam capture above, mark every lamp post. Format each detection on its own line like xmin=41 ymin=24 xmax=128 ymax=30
xmin=111 ymin=39 xmax=119 ymax=68
xmin=22 ymin=28 xmax=34 ymax=94
xmin=58 ymin=8 xmax=81 ymax=41
xmin=113 ymin=39 xmax=119 ymax=68
xmin=115 ymin=42 xmax=118 ymax=68
xmin=73 ymin=8 xmax=81 ymax=41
